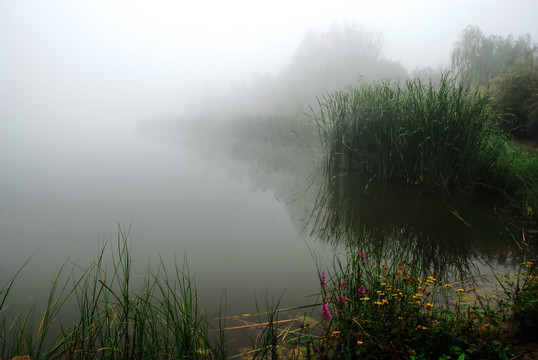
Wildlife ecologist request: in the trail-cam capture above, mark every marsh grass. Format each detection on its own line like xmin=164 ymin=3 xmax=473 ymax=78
xmin=0 ymin=228 xmax=227 ymax=360
xmin=313 ymin=74 xmax=538 ymax=213
xmin=314 ymin=74 xmax=491 ymax=188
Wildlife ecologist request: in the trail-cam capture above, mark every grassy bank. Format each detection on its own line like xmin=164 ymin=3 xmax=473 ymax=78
xmin=313 ymin=75 xmax=538 ymax=215
xmin=1 ymin=232 xmax=537 ymax=359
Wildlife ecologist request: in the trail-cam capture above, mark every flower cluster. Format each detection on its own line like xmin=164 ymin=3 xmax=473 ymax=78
xmin=358 ymin=251 xmax=366 ymax=264
xmin=320 ymin=271 xmax=327 ymax=286
xmin=321 ymin=303 xmax=332 ymax=319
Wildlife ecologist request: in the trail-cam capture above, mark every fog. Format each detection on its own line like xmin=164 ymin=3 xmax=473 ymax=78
xmin=1 ymin=0 xmax=537 ymax=129
xmin=1 ymin=1 xmax=537 ymax=344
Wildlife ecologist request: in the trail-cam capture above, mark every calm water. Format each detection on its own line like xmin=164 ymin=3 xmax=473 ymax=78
xmin=0 ymin=120 xmax=533 ymax=335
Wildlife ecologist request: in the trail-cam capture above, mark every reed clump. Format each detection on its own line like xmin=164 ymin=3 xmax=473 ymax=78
xmin=313 ymin=74 xmax=537 ymax=211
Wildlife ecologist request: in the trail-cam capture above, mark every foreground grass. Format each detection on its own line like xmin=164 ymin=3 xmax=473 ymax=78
xmin=0 ymin=228 xmax=226 ymax=360
xmin=1 ymin=232 xmax=536 ymax=359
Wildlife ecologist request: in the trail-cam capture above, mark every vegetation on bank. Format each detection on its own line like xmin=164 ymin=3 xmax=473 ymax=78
xmin=1 ymin=234 xmax=537 ymax=359
xmin=312 ymin=74 xmax=538 ymax=215
xmin=451 ymin=25 xmax=538 ymax=139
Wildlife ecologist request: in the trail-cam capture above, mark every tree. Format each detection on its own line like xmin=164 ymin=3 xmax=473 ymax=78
xmin=491 ymin=59 xmax=538 ymax=138
xmin=451 ymin=26 xmax=537 ymax=86
xmin=282 ymin=21 xmax=407 ymax=103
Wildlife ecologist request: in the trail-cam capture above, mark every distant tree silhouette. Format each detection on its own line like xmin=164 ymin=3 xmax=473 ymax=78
xmin=451 ymin=25 xmax=537 ymax=86
xmin=282 ymin=21 xmax=407 ymax=103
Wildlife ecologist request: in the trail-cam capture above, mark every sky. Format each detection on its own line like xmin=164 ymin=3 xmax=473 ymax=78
xmin=1 ymin=0 xmax=537 ymax=125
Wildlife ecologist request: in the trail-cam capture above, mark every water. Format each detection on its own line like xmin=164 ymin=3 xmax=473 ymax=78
xmin=0 ymin=121 xmax=329 ymax=318
xmin=0 ymin=119 xmax=533 ymax=347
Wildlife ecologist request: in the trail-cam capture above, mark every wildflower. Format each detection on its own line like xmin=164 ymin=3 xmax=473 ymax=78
xmin=321 ymin=303 xmax=332 ymax=319
xmin=444 ymin=283 xmax=452 ymax=288
xmin=358 ymin=284 xmax=366 ymax=297
xmin=358 ymin=251 xmax=366 ymax=264
xmin=337 ymin=295 xmax=346 ymax=305
xmin=426 ymin=303 xmax=434 ymax=309
xmin=396 ymin=269 xmax=402 ymax=275
xmin=427 ymin=276 xmax=437 ymax=282
xmin=360 ymin=297 xmax=370 ymax=301
xmin=320 ymin=271 xmax=326 ymax=286
xmin=357 ymin=340 xmax=364 ymax=345
xmin=342 ymin=278 xmax=349 ymax=291
xmin=456 ymin=288 xmax=465 ymax=292
xmin=412 ymin=293 xmax=423 ymax=299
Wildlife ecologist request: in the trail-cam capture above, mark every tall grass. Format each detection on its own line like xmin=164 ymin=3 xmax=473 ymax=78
xmin=313 ymin=74 xmax=538 ymax=214
xmin=0 ymin=228 xmax=227 ymax=359
xmin=314 ymin=74 xmax=494 ymax=190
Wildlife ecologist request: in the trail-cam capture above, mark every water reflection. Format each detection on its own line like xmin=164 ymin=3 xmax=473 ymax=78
xmin=213 ymin=134 xmax=535 ymax=282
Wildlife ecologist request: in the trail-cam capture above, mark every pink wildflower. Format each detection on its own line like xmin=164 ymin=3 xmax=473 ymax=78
xmin=322 ymin=303 xmax=332 ymax=319
xmin=320 ymin=271 xmax=327 ymax=286
xmin=359 ymin=251 xmax=366 ymax=264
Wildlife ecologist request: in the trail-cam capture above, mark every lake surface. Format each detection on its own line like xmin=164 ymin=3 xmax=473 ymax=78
xmin=0 ymin=119 xmax=533 ymax=347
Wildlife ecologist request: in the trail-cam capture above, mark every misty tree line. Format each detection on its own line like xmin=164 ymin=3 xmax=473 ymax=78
xmin=451 ymin=26 xmax=538 ymax=138
xmin=190 ymin=22 xmax=537 ymax=140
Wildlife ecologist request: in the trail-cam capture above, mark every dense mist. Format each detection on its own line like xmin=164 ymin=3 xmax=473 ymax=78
xmin=2 ymin=0 xmax=537 ymax=130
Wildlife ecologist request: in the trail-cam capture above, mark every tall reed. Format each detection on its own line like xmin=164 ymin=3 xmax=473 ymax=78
xmin=314 ymin=74 xmax=494 ymax=191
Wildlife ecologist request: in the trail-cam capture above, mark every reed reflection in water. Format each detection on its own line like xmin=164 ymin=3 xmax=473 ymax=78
xmin=306 ymin=171 xmax=525 ymax=282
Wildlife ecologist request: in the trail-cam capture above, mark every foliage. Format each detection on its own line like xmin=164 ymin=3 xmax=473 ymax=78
xmin=473 ymin=136 xmax=538 ymax=216
xmin=450 ymin=25 xmax=537 ymax=87
xmin=312 ymin=250 xmax=511 ymax=359
xmin=498 ymin=259 xmax=538 ymax=338
xmin=490 ymin=59 xmax=538 ymax=138
xmin=450 ymin=25 xmax=538 ymax=140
